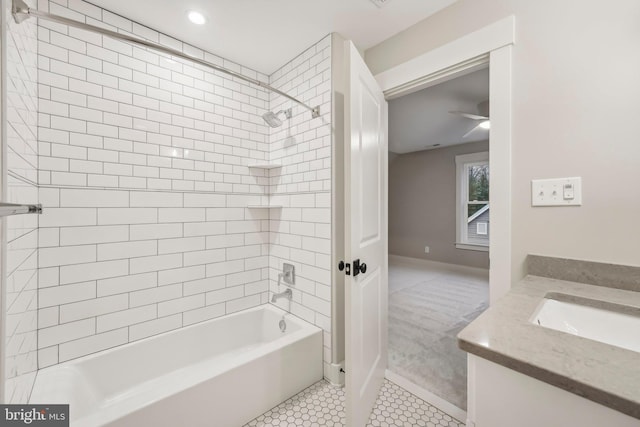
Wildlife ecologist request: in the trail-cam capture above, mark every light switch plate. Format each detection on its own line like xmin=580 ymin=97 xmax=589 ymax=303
xmin=531 ymin=177 xmax=582 ymax=206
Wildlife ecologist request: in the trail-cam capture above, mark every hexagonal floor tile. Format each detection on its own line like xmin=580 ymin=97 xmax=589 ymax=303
xmin=244 ymin=379 xmax=464 ymax=427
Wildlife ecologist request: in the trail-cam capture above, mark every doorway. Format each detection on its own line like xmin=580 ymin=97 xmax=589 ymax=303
xmin=386 ymin=67 xmax=491 ymax=415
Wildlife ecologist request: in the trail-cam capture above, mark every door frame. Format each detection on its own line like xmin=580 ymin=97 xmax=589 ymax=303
xmin=375 ymin=14 xmax=515 ymax=304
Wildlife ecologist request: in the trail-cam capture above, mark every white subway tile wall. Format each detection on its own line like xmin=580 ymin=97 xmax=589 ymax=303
xmin=4 ymin=0 xmax=39 ymax=403
xmin=36 ymin=0 xmax=274 ymax=368
xmin=35 ymin=0 xmax=335 ymax=380
xmin=267 ymin=36 xmax=333 ymax=376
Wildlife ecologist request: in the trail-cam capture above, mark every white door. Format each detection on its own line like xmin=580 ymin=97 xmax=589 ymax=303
xmin=344 ymin=40 xmax=388 ymax=427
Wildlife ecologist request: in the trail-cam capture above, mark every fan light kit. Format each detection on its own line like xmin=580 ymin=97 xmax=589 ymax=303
xmin=188 ymin=11 xmax=206 ymax=25
xmin=449 ymin=100 xmax=491 ymax=138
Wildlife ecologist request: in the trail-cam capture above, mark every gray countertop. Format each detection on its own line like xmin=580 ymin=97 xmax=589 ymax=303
xmin=457 ymin=274 xmax=640 ymax=419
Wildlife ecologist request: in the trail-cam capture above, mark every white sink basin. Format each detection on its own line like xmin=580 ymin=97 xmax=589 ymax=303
xmin=530 ymin=297 xmax=640 ymax=353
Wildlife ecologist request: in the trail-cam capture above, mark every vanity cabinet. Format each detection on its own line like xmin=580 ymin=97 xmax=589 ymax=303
xmin=466 ymin=355 xmax=640 ymax=427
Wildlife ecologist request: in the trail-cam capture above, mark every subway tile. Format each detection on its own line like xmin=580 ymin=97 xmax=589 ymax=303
xmin=51 ymin=171 xmax=87 ymax=186
xmin=38 ymin=318 xmax=95 ymax=348
xmin=205 ymin=286 xmax=244 ymax=306
xmin=38 ymin=347 xmax=59 ymax=369
xmin=129 ymin=223 xmax=182 ymax=241
xmin=97 ymin=272 xmax=157 ymax=297
xmin=69 ymin=105 xmax=102 ymax=122
xmin=130 ymin=191 xmax=183 ymax=207
xmin=59 ymin=328 xmax=129 ymax=362
xmin=39 ymin=228 xmax=60 ymax=248
xmin=157 ymin=294 xmax=205 ymax=317
xmin=60 ymin=189 xmax=129 ymax=207
xmin=183 ymin=248 xmax=225 ymax=267
xmin=98 ymin=208 xmax=158 ymax=225
xmin=60 ymin=225 xmax=129 ymax=246
xmin=39 ymin=267 xmax=60 ymax=289
xmin=59 ymin=294 xmax=128 ymax=323
xmin=97 ymin=305 xmax=157 ymax=333
xmin=183 ymin=303 xmax=225 ymax=326
xmin=157 ymin=237 xmax=205 ymax=254
xmin=69 ymin=159 xmax=103 ymax=174
xmin=158 ymin=208 xmax=205 ymax=223
xmin=97 ymin=240 xmax=157 ymax=261
xmin=38 ymin=307 xmax=59 ymax=329
xmin=87 ymin=171 xmax=118 ymax=187
xmin=227 ymin=245 xmax=261 ymax=261
xmin=129 ymin=283 xmax=182 ymax=308
xmin=158 ymin=265 xmax=205 ymax=286
xmin=183 ymin=222 xmax=225 ymax=237
xmin=226 ymin=294 xmax=261 ymax=314
xmin=183 ymin=193 xmax=225 ymax=208
xmin=39 ymin=281 xmax=97 ymax=308
xmin=129 ymin=314 xmax=181 ymax=341
xmin=129 ymin=253 xmax=182 ymax=274
xmin=39 ymin=245 xmax=96 ymax=268
xmin=60 ymin=260 xmax=128 ymax=285
xmin=183 ymin=276 xmax=226 ymax=296
xmin=227 ymin=269 xmax=262 ymax=287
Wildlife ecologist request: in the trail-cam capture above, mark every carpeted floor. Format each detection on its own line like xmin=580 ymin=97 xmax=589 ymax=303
xmin=388 ymin=259 xmax=489 ymax=410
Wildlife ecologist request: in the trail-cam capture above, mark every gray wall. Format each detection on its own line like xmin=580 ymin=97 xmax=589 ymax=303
xmin=367 ymin=0 xmax=640 ymax=279
xmin=389 ymin=141 xmax=489 ymax=269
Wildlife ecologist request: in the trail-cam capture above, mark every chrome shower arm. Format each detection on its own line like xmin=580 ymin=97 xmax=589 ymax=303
xmin=11 ymin=0 xmax=320 ymax=118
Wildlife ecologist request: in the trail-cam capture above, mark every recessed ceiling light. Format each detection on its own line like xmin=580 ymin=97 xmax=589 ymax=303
xmin=187 ymin=11 xmax=206 ymax=25
xmin=479 ymin=120 xmax=491 ymax=130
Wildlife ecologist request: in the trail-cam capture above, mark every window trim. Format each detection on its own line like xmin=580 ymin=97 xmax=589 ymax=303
xmin=455 ymin=151 xmax=489 ymax=251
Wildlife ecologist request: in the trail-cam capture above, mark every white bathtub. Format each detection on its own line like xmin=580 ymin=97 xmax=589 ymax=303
xmin=29 ymin=305 xmax=323 ymax=427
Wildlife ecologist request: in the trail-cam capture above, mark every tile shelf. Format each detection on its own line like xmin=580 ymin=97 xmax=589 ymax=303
xmin=247 ymin=162 xmax=282 ymax=208
xmin=247 ymin=163 xmax=282 ymax=169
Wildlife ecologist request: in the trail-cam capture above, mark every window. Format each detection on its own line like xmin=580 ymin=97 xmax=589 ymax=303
xmin=455 ymin=152 xmax=489 ymax=251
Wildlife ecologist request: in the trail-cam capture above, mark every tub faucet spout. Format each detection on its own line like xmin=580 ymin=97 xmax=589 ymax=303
xmin=271 ymin=288 xmax=292 ymax=303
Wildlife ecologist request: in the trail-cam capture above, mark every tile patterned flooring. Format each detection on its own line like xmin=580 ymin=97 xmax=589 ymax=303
xmin=245 ymin=379 xmax=465 ymax=427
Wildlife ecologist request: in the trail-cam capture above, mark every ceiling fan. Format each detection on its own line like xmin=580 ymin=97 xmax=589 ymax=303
xmin=449 ymin=100 xmax=490 ymax=139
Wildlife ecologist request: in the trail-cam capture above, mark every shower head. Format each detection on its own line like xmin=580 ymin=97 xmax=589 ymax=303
xmin=262 ymin=108 xmax=292 ymax=128
xmin=262 ymin=111 xmax=283 ymax=128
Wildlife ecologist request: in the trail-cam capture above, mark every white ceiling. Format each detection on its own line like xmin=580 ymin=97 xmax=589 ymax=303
xmin=87 ymin=0 xmax=456 ymax=75
xmin=389 ymin=68 xmax=490 ymax=154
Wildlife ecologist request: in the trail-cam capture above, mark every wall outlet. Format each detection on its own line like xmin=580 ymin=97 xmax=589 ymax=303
xmin=424 ymin=246 xmax=430 ymax=254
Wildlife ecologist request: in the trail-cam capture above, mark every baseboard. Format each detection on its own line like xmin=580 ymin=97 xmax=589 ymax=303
xmin=389 ymin=254 xmax=489 ymax=279
xmin=385 ymin=369 xmax=467 ymax=423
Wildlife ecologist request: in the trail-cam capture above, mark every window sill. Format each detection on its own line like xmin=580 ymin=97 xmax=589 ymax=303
xmin=455 ymin=243 xmax=489 ymax=252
